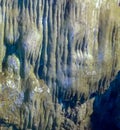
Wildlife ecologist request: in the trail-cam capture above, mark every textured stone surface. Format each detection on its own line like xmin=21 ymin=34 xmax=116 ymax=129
xmin=0 ymin=0 xmax=120 ymax=129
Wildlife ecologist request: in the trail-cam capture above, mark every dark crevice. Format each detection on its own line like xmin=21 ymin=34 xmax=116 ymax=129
xmin=91 ymin=71 xmax=120 ymax=130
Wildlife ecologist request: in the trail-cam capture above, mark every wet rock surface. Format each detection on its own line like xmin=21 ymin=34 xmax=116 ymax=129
xmin=0 ymin=0 xmax=120 ymax=130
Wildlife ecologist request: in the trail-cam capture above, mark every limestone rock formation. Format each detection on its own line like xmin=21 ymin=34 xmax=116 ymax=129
xmin=0 ymin=0 xmax=120 ymax=130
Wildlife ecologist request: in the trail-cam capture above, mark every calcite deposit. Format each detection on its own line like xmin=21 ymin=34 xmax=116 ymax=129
xmin=0 ymin=0 xmax=120 ymax=130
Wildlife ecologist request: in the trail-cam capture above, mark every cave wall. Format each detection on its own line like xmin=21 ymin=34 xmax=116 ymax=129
xmin=0 ymin=0 xmax=120 ymax=130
